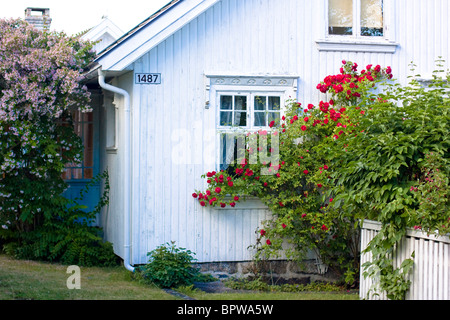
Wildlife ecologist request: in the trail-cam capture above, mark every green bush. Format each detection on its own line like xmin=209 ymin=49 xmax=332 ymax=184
xmin=1 ymin=170 xmax=119 ymax=267
xmin=139 ymin=241 xmax=202 ymax=288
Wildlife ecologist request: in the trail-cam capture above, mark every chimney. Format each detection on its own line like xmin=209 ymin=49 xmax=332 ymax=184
xmin=24 ymin=7 xmax=52 ymax=31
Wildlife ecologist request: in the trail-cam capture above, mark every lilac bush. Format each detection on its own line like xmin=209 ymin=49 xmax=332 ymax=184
xmin=0 ymin=19 xmax=111 ymax=264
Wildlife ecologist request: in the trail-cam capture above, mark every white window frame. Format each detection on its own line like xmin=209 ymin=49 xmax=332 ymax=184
xmin=328 ymin=0 xmax=384 ymax=39
xmin=216 ymin=91 xmax=285 ymax=130
xmin=316 ymin=0 xmax=398 ymax=53
xmin=205 ymin=74 xmax=298 ymax=173
xmin=103 ymin=91 xmax=118 ymax=154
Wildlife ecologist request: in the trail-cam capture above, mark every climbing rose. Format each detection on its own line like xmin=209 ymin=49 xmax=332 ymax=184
xmin=215 ymin=187 xmax=221 ymax=193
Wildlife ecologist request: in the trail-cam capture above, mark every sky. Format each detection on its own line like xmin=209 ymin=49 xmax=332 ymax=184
xmin=2 ymin=0 xmax=172 ymax=35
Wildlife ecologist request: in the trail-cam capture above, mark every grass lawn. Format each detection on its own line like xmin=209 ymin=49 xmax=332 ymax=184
xmin=0 ymin=254 xmax=359 ymax=300
xmin=0 ymin=254 xmax=173 ymax=300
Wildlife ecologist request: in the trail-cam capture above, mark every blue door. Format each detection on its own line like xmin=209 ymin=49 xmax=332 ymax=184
xmin=62 ymin=108 xmax=100 ymax=223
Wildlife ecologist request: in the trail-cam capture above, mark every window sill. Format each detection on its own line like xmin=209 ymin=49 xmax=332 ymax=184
xmin=315 ymin=38 xmax=398 ymax=53
xmin=212 ymin=196 xmax=268 ymax=210
xmin=106 ymin=147 xmax=118 ymax=154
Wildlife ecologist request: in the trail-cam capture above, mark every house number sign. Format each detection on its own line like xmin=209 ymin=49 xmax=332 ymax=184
xmin=135 ymin=73 xmax=161 ymax=84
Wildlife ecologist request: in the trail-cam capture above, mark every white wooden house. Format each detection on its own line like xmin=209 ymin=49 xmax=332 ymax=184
xmin=80 ymin=0 xmax=449 ymax=272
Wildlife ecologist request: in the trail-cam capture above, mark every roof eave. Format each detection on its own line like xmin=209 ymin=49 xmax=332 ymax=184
xmin=94 ymin=0 xmax=219 ymax=72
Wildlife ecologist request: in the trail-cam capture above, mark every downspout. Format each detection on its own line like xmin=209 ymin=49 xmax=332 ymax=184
xmin=98 ymin=68 xmax=135 ymax=272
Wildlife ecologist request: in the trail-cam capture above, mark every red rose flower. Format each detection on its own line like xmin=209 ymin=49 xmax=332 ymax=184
xmin=215 ymin=187 xmax=221 ymax=193
xmin=266 ymin=239 xmax=271 ymax=245
xmin=228 ymin=181 xmax=233 ymax=187
xmin=260 ymin=229 xmax=266 ymax=236
xmin=230 ymin=202 xmax=236 ymax=207
xmin=200 ymin=201 xmax=206 ymax=207
xmin=192 ymin=193 xmax=198 ymax=198
xmin=303 ymin=170 xmax=309 ymax=175
xmin=301 ymin=125 xmax=307 ymax=131
xmin=234 ymin=195 xmax=239 ymax=201
xmin=269 ymin=120 xmax=275 ymax=128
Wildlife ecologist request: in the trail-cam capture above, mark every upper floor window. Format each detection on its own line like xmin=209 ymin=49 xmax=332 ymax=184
xmin=328 ymin=0 xmax=383 ymax=37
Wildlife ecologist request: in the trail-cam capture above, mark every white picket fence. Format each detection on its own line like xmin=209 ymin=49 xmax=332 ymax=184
xmin=360 ymin=220 xmax=450 ymax=300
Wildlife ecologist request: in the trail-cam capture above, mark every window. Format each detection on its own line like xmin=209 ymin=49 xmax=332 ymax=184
xmin=218 ymin=93 xmax=281 ymax=129
xmin=62 ymin=110 xmax=95 ymax=180
xmin=328 ymin=0 xmax=383 ymax=37
xmin=217 ymin=92 xmax=282 ymax=171
xmin=205 ymin=74 xmax=298 ymax=172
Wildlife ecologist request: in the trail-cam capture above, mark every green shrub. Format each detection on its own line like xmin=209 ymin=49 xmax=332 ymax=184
xmin=1 ymin=171 xmax=119 ymax=267
xmin=139 ymin=241 xmax=202 ymax=288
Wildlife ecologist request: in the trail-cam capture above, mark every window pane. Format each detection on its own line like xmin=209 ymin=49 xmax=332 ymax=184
xmin=220 ymin=111 xmax=233 ymax=126
xmin=268 ymin=96 xmax=281 ymax=110
xmin=72 ymin=168 xmax=83 ymax=179
xmin=235 ymin=96 xmax=247 ymax=111
xmin=361 ymin=0 xmax=383 ymax=36
xmin=84 ymin=168 xmax=93 ymax=179
xmin=254 ymin=96 xmax=266 ymax=110
xmin=220 ymin=133 xmax=235 ymax=171
xmin=62 ymin=169 xmax=70 ymax=180
xmin=329 ymin=0 xmax=353 ymax=35
xmin=63 ymin=110 xmax=95 ymax=181
xmin=220 ymin=96 xmax=232 ymax=110
xmin=234 ymin=112 xmax=247 ymax=127
xmin=254 ymin=112 xmax=266 ymax=127
xmin=268 ymin=112 xmax=280 ymax=124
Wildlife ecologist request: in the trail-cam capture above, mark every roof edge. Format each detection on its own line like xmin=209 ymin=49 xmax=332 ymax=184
xmin=95 ymin=0 xmax=219 ymax=71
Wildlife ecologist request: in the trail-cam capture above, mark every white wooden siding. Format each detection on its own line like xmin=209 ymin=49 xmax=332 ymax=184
xmin=100 ymin=0 xmax=450 ymax=265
